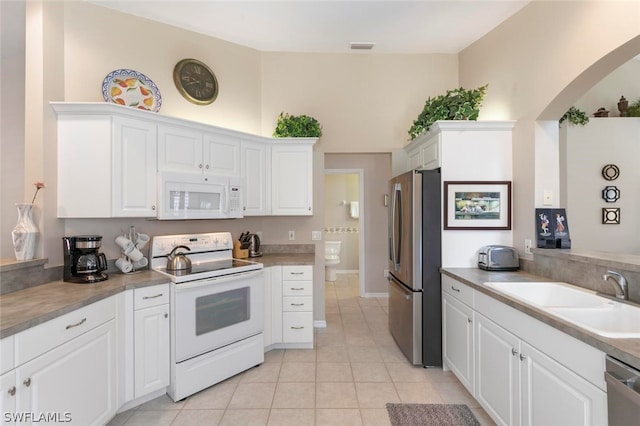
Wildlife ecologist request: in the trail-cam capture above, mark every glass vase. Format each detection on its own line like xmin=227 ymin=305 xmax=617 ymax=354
xmin=12 ymin=203 xmax=39 ymax=261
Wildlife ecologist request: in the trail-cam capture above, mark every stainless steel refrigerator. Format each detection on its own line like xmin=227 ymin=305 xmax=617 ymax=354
xmin=388 ymin=169 xmax=442 ymax=366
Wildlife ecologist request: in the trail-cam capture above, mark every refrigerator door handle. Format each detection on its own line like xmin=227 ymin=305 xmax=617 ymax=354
xmin=391 ymin=183 xmax=402 ymax=271
xmin=388 ymin=274 xmax=412 ymax=299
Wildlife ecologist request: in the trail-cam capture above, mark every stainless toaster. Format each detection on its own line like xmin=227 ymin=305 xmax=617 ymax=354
xmin=478 ymin=245 xmax=520 ymax=271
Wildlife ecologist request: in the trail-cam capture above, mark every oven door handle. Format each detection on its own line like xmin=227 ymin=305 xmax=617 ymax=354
xmin=174 ymin=269 xmax=263 ymax=291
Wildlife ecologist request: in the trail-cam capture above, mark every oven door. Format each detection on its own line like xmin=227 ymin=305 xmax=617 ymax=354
xmin=173 ymin=269 xmax=263 ymax=363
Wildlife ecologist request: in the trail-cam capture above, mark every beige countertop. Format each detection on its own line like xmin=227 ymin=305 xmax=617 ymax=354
xmin=0 ymin=253 xmax=315 ymax=339
xmin=442 ymin=267 xmax=640 ymax=371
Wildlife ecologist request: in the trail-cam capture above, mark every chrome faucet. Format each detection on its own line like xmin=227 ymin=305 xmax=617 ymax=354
xmin=602 ymin=270 xmax=628 ymax=300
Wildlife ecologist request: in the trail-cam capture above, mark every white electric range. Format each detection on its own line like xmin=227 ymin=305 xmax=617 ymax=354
xmin=150 ymin=232 xmax=264 ymax=401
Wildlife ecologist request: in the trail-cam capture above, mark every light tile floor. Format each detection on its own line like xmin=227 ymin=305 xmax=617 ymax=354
xmin=109 ymin=273 xmax=496 ymax=425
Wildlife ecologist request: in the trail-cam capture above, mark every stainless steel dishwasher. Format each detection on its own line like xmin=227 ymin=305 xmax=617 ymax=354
xmin=605 ymin=356 xmax=640 ymax=425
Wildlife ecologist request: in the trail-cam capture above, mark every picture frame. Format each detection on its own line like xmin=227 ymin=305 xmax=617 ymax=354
xmin=444 ymin=181 xmax=512 ymax=230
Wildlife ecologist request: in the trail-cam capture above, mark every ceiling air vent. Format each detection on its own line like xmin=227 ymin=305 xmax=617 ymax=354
xmin=349 ymin=42 xmax=375 ymax=50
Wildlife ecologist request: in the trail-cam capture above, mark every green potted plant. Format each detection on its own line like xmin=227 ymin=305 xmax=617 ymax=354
xmin=559 ymin=106 xmax=589 ymax=126
xmin=408 ymin=84 xmax=488 ymax=140
xmin=627 ymin=98 xmax=640 ymax=117
xmin=273 ymin=112 xmax=322 ymax=138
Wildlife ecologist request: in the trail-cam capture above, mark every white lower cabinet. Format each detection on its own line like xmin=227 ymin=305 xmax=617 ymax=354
xmin=133 ymin=284 xmax=170 ymax=399
xmin=265 ymin=265 xmax=313 ymax=350
xmin=13 ymin=320 xmax=116 ymax=426
xmin=443 ymin=276 xmax=607 ymax=426
xmin=442 ymin=292 xmax=474 ymax=393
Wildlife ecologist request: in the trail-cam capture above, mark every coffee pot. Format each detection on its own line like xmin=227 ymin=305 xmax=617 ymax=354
xmin=62 ymin=235 xmax=109 ymax=283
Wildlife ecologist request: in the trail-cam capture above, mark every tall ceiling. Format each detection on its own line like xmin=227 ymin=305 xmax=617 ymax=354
xmin=87 ymin=0 xmax=531 ymax=54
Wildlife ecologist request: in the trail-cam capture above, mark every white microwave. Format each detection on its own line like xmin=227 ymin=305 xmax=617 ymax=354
xmin=158 ymin=172 xmax=243 ymax=220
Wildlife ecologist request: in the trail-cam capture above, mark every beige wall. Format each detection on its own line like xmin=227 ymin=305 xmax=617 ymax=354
xmin=260 ymin=52 xmax=458 ymax=152
xmin=325 ymin=153 xmax=390 ymax=295
xmin=459 ymin=0 xmax=640 ymax=258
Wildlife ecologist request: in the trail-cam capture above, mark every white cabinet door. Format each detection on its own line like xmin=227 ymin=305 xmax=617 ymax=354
xmin=204 ymin=134 xmax=240 ymax=176
xmin=271 ymin=144 xmax=313 ymax=215
xmin=134 ymin=304 xmax=170 ymax=398
xmin=16 ymin=320 xmax=116 ymax=426
xmin=157 ymin=124 xmax=203 ymax=173
xmin=112 ymin=116 xmax=158 ymax=217
xmin=241 ymin=141 xmax=270 ymax=216
xmin=1 ymin=370 xmax=16 ymax=425
xmin=474 ymin=313 xmax=520 ymax=426
xmin=520 ymin=342 xmax=607 ymax=426
xmin=442 ymin=293 xmax=474 ymax=393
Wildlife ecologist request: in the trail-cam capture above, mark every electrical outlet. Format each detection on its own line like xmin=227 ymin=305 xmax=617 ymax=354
xmin=543 ymin=190 xmax=553 ymax=206
xmin=311 ymin=231 xmax=322 ymax=241
xmin=524 ymin=239 xmax=532 ymax=254
xmin=383 ymin=269 xmax=389 ymax=278
xmin=288 ymin=230 xmax=295 ymax=241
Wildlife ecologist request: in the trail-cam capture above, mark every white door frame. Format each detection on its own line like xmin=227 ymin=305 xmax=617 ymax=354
xmin=324 ymin=168 xmax=366 ymax=297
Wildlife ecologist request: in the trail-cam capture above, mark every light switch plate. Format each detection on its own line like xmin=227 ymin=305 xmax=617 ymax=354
xmin=311 ymin=231 xmax=322 ymax=240
xmin=543 ymin=190 xmax=553 ymax=206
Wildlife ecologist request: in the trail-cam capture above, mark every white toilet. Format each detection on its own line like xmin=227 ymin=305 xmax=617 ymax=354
xmin=324 ymin=241 xmax=342 ymax=282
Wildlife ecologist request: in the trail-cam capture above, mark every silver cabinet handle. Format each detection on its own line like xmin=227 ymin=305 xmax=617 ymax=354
xmin=290 ymin=303 xmax=305 ymax=306
xmin=291 ymin=326 xmax=304 ymax=330
xmin=511 ymin=348 xmax=518 ymax=356
xmin=520 ymin=353 xmax=527 ymax=361
xmin=23 ymin=378 xmax=31 ymax=387
xmin=65 ymin=318 xmax=86 ymax=330
xmin=152 ymin=205 xmax=156 ymax=210
xmin=164 ymin=313 xmax=168 ymax=318
xmin=290 ymin=287 xmax=304 ymax=291
xmin=308 ymin=206 xmax=311 ymax=211
xmin=467 ymin=318 xmax=472 ymax=324
xmin=143 ymin=294 xmax=163 ymax=300
xmin=290 ymin=272 xmax=305 ymax=275
xmin=451 ymin=286 xmax=461 ymax=292
xmin=198 ymin=164 xmax=203 ymax=169
xmin=8 ymin=386 xmax=16 ymax=396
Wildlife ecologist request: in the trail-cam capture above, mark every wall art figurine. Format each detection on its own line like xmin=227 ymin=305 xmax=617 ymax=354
xmin=535 ymin=208 xmax=571 ymax=249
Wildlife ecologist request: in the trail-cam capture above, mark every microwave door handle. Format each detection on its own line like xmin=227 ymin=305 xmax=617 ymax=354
xmin=223 ymin=185 xmax=229 ymax=213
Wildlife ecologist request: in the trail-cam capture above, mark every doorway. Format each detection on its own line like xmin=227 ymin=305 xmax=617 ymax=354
xmin=324 ymin=169 xmax=365 ymax=297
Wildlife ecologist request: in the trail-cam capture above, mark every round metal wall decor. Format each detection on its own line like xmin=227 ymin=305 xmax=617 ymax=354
xmin=602 ymin=186 xmax=620 ymax=203
xmin=601 ymin=164 xmax=620 ymax=181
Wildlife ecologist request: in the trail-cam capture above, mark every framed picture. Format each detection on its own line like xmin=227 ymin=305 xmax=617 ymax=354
xmin=444 ymin=181 xmax=512 ymax=230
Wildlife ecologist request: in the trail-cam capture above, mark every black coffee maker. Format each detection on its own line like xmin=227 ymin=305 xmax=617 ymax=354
xmin=63 ymin=235 xmax=109 ymax=283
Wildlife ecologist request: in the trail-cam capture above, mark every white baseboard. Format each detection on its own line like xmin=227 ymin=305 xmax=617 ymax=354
xmin=362 ymin=292 xmax=389 ymax=298
xmin=337 ymin=269 xmax=359 ymax=274
xmin=314 ymin=320 xmax=327 ymax=328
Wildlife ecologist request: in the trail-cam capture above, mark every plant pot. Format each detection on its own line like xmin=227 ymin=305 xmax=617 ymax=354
xmin=12 ymin=203 xmax=39 ymax=261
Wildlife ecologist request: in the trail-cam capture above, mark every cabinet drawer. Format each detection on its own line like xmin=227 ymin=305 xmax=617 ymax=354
xmin=134 ymin=283 xmax=170 ymax=309
xmin=283 ymin=297 xmax=313 ymax=312
xmin=282 ymin=281 xmax=313 ymax=296
xmin=15 ymin=296 xmax=116 ymax=367
xmin=0 ymin=336 xmax=14 ymax=374
xmin=442 ymin=276 xmax=474 ymax=307
xmin=282 ymin=312 xmax=313 ymax=343
xmin=282 ymin=265 xmax=312 ymax=281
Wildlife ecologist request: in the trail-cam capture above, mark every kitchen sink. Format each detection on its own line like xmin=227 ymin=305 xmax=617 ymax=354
xmin=550 ymin=304 xmax=640 ymax=338
xmin=483 ymin=281 xmax=610 ymax=308
xmin=483 ymin=281 xmax=640 ymax=338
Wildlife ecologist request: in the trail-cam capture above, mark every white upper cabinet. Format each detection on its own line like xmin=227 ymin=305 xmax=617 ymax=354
xmin=157 ymin=124 xmax=203 ymax=173
xmin=241 ymin=140 xmax=270 ymax=216
xmin=271 ymin=141 xmax=314 ymax=216
xmin=53 ymin=104 xmax=157 ymax=218
xmin=52 ymin=103 xmax=317 ymax=218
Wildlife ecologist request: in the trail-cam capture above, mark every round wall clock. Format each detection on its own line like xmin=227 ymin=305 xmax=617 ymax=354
xmin=173 ymin=59 xmax=219 ymax=105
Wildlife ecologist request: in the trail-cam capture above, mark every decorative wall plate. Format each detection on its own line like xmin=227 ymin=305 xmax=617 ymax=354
xmin=602 ymin=208 xmax=620 ymax=224
xmin=102 ymin=69 xmax=162 ymax=112
xmin=601 ymin=164 xmax=620 ymax=181
xmin=602 ymin=186 xmax=620 ymax=203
